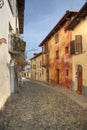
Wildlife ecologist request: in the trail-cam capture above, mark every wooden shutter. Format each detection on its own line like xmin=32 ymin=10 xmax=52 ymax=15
xmin=75 ymin=35 xmax=82 ymax=53
xmin=70 ymin=40 xmax=75 ymax=54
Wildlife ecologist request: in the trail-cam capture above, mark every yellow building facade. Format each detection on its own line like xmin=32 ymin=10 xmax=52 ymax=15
xmin=67 ymin=2 xmax=87 ymax=95
xmin=30 ymin=53 xmax=47 ymax=82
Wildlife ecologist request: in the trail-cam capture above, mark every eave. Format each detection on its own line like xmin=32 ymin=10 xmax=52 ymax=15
xmin=17 ymin=0 xmax=25 ymax=34
xmin=66 ymin=2 xmax=87 ymax=30
xmin=39 ymin=10 xmax=77 ymax=47
xmin=30 ymin=52 xmax=42 ymax=61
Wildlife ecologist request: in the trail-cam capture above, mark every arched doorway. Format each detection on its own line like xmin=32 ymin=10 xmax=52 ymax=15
xmin=76 ymin=65 xmax=83 ymax=94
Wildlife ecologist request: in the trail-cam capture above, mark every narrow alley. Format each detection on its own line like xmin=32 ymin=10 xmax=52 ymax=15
xmin=0 ymin=80 xmax=87 ymax=130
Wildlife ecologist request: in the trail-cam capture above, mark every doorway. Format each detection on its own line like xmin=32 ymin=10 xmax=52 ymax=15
xmin=57 ymin=69 xmax=60 ymax=84
xmin=76 ymin=65 xmax=82 ymax=94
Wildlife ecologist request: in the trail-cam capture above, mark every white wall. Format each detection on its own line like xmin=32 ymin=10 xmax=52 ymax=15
xmin=0 ymin=0 xmax=19 ymax=110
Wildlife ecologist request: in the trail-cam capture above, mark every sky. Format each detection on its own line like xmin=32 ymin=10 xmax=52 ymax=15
xmin=23 ymin=0 xmax=86 ymax=60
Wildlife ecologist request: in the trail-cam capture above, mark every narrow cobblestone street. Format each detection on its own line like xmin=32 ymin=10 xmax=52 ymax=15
xmin=0 ymin=80 xmax=87 ymax=130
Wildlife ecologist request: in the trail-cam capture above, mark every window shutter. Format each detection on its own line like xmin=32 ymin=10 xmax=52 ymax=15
xmin=75 ymin=35 xmax=82 ymax=53
xmin=70 ymin=40 xmax=75 ymax=54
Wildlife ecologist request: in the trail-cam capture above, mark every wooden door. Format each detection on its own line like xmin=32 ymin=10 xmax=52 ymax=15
xmin=77 ymin=65 xmax=82 ymax=94
xmin=46 ymin=69 xmax=49 ymax=82
xmin=57 ymin=69 xmax=60 ymax=84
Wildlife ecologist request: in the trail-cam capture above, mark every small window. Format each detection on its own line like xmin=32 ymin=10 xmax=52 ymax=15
xmin=43 ymin=43 xmax=48 ymax=53
xmin=55 ymin=32 xmax=59 ymax=43
xmin=75 ymin=35 xmax=82 ymax=53
xmin=40 ymin=61 xmax=42 ymax=68
xmin=42 ymin=68 xmax=44 ymax=74
xmin=65 ymin=47 xmax=69 ymax=54
xmin=40 ymin=73 xmax=41 ymax=77
xmin=66 ymin=69 xmax=69 ymax=76
xmin=56 ymin=50 xmax=59 ymax=59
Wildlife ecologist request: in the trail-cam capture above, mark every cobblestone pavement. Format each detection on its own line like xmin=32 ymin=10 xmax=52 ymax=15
xmin=0 ymin=80 xmax=87 ymax=130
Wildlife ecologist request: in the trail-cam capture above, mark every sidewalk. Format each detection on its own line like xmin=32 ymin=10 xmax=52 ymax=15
xmin=35 ymin=80 xmax=87 ymax=110
xmin=54 ymin=86 xmax=87 ymax=110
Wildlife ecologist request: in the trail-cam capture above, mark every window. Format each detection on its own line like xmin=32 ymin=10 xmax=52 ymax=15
xmin=33 ymin=64 xmax=36 ymax=69
xmin=43 ymin=42 xmax=48 ymax=53
xmin=70 ymin=40 xmax=75 ymax=54
xmin=40 ymin=61 xmax=42 ymax=68
xmin=56 ymin=50 xmax=59 ymax=59
xmin=75 ymin=35 xmax=82 ymax=53
xmin=42 ymin=68 xmax=44 ymax=75
xmin=65 ymin=47 xmax=69 ymax=54
xmin=66 ymin=69 xmax=69 ymax=76
xmin=31 ymin=65 xmax=32 ymax=69
xmin=55 ymin=32 xmax=59 ymax=43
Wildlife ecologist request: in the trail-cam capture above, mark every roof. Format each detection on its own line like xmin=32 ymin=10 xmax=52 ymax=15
xmin=17 ymin=0 xmax=25 ymax=34
xmin=30 ymin=52 xmax=42 ymax=61
xmin=39 ymin=10 xmax=77 ymax=47
xmin=66 ymin=2 xmax=87 ymax=30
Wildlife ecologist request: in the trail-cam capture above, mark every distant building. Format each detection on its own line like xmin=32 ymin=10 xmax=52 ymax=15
xmin=30 ymin=52 xmax=47 ymax=82
xmin=25 ymin=62 xmax=31 ymax=79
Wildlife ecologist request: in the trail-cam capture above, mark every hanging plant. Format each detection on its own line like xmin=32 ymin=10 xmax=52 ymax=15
xmin=11 ymin=33 xmax=26 ymax=52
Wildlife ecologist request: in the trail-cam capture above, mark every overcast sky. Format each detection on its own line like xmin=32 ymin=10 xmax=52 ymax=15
xmin=23 ymin=0 xmax=85 ymax=60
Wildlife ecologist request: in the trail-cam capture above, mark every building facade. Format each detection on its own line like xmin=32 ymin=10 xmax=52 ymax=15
xmin=40 ymin=11 xmax=77 ymax=89
xmin=66 ymin=2 xmax=87 ymax=95
xmin=0 ymin=0 xmax=25 ymax=110
xmin=30 ymin=53 xmax=47 ymax=82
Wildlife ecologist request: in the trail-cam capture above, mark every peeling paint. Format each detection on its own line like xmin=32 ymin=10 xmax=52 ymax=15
xmin=0 ymin=38 xmax=7 ymax=45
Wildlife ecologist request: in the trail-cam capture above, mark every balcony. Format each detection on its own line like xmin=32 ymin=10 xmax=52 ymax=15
xmin=8 ymin=34 xmax=26 ymax=55
xmin=42 ymin=54 xmax=49 ymax=67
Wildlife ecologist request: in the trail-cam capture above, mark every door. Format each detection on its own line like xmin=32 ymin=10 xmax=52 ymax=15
xmin=46 ymin=68 xmax=49 ymax=82
xmin=57 ymin=69 xmax=60 ymax=84
xmin=77 ymin=65 xmax=82 ymax=94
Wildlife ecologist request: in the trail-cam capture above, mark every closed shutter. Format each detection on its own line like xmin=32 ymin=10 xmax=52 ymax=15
xmin=70 ymin=40 xmax=75 ymax=54
xmin=75 ymin=35 xmax=82 ymax=53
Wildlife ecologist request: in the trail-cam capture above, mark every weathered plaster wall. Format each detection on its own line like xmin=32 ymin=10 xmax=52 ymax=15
xmin=0 ymin=44 xmax=11 ymax=110
xmin=36 ymin=55 xmax=42 ymax=81
xmin=0 ymin=0 xmax=18 ymax=110
xmin=30 ymin=59 xmax=36 ymax=80
xmin=49 ymin=26 xmax=72 ymax=89
xmin=31 ymin=54 xmax=47 ymax=83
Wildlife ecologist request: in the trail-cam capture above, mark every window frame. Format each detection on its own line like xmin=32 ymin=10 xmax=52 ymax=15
xmin=56 ymin=50 xmax=59 ymax=59
xmin=55 ymin=32 xmax=59 ymax=43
